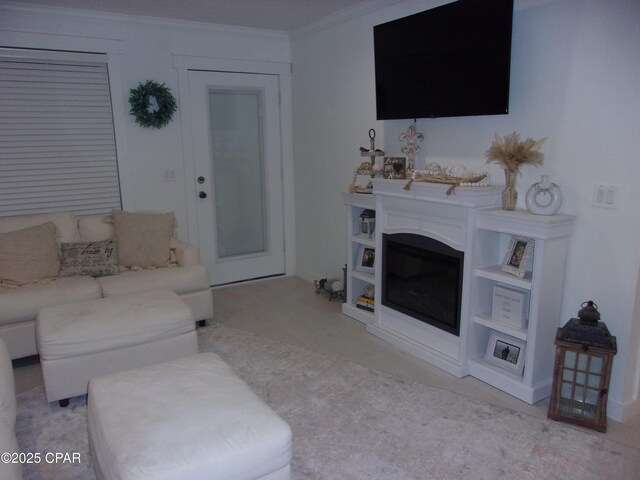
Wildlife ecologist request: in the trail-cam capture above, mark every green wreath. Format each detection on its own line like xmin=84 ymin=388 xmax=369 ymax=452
xmin=128 ymin=80 xmax=177 ymax=129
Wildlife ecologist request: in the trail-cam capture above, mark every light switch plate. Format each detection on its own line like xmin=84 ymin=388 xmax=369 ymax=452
xmin=593 ymin=185 xmax=617 ymax=209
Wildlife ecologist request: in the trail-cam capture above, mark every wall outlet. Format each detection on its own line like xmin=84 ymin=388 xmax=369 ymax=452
xmin=593 ymin=185 xmax=617 ymax=209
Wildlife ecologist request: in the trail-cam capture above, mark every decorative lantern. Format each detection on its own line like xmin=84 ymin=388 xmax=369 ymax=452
xmin=548 ymin=301 xmax=617 ymax=432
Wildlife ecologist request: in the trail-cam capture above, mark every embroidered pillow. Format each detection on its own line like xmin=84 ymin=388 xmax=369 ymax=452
xmin=0 ymin=221 xmax=60 ymax=285
xmin=59 ymin=240 xmax=119 ymax=277
xmin=112 ymin=211 xmax=175 ymax=268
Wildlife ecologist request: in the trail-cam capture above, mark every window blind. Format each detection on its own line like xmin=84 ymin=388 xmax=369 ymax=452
xmin=0 ymin=51 xmax=122 ymax=217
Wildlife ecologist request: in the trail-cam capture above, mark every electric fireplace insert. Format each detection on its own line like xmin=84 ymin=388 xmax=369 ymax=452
xmin=382 ymin=233 xmax=464 ymax=336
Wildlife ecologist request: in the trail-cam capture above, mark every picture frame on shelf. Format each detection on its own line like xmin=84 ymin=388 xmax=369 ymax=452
xmin=354 ymin=175 xmax=374 ymax=194
xmin=491 ymin=284 xmax=529 ymax=329
xmin=501 ymin=235 xmax=534 ymax=278
xmin=355 ymin=246 xmax=375 ymax=274
xmin=383 ymin=156 xmax=407 ymax=179
xmin=484 ymin=331 xmax=526 ymax=376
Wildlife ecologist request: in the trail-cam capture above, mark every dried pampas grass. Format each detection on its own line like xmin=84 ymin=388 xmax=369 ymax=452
xmin=485 ymin=132 xmax=546 ymax=174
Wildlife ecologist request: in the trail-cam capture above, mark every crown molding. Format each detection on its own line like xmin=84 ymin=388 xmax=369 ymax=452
xmin=290 ymin=0 xmax=404 ymax=40
xmin=0 ymin=2 xmax=289 ymax=40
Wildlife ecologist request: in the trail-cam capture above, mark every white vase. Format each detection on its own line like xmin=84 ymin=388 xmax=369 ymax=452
xmin=525 ymin=175 xmax=562 ymax=215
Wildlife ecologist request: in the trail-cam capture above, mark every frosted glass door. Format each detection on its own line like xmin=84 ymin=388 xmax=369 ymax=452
xmin=188 ymin=70 xmax=285 ymax=285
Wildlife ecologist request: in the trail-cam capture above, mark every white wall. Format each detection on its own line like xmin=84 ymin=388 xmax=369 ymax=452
xmin=0 ymin=2 xmax=292 ymax=246
xmin=291 ymin=0 xmax=640 ymax=421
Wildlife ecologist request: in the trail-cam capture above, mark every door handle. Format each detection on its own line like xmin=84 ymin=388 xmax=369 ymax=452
xmin=197 ymin=176 xmax=205 ymax=184
xmin=198 ymin=191 xmax=207 ymax=199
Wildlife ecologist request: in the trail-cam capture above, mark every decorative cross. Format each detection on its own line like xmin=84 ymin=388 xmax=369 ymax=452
xmin=398 ymin=123 xmax=424 ymax=170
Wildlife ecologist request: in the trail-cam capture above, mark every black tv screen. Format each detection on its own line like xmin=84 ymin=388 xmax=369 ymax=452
xmin=374 ymin=0 xmax=513 ymax=120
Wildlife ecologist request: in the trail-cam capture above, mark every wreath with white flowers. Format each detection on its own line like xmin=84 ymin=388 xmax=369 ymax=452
xmin=128 ymin=80 xmax=177 ymax=129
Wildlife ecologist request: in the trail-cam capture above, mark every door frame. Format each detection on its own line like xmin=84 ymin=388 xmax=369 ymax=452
xmin=174 ymin=54 xmax=296 ymax=281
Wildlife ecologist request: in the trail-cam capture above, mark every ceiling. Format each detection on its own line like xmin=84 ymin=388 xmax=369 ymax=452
xmin=12 ymin=0 xmax=375 ymax=31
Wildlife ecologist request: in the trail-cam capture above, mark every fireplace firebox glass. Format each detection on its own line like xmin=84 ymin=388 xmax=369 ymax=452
xmin=382 ymin=233 xmax=463 ymax=336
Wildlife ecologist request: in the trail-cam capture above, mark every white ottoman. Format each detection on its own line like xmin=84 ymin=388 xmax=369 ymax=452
xmin=87 ymin=352 xmax=292 ymax=480
xmin=36 ymin=289 xmax=197 ymax=406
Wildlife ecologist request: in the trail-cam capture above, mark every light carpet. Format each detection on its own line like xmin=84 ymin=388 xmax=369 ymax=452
xmin=15 ymin=324 xmax=640 ymax=480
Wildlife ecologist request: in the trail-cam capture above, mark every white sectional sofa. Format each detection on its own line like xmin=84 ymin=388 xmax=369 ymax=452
xmin=0 ymin=211 xmax=213 ymax=360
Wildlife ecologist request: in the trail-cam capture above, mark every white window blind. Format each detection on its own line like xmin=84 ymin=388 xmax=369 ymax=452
xmin=0 ymin=50 xmax=122 ymax=217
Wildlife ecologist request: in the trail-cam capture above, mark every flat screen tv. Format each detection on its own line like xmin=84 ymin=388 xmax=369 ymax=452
xmin=374 ymin=0 xmax=513 ymax=120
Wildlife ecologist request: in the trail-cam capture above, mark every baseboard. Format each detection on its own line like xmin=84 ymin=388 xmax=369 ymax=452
xmin=296 ymin=268 xmax=320 ymax=284
xmin=608 ymin=396 xmax=640 ymax=422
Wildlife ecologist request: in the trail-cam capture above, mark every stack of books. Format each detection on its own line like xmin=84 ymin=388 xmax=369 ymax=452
xmin=356 ymin=295 xmax=374 ymax=313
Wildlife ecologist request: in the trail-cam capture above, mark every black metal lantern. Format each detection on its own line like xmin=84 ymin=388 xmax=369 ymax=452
xmin=359 ymin=209 xmax=376 ymax=239
xmin=548 ymin=301 xmax=617 ymax=432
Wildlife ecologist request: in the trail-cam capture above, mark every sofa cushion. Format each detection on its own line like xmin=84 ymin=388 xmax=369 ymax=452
xmin=0 ymin=222 xmax=60 ymax=285
xmin=78 ymin=214 xmax=113 ymax=242
xmin=0 ymin=339 xmax=16 ymax=429
xmin=0 ymin=211 xmax=80 ymax=243
xmin=97 ymin=265 xmax=209 ymax=297
xmin=59 ymin=240 xmax=119 ymax=277
xmin=0 ymin=276 xmax=102 ymax=326
xmin=112 ymin=211 xmax=175 ymax=268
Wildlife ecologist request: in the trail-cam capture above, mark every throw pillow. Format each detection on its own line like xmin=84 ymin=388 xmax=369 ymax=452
xmin=112 ymin=210 xmax=175 ymax=268
xmin=0 ymin=221 xmax=60 ymax=285
xmin=59 ymin=240 xmax=119 ymax=277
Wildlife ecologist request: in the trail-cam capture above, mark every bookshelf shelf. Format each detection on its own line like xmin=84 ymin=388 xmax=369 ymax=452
xmin=342 ymin=192 xmax=376 ymax=325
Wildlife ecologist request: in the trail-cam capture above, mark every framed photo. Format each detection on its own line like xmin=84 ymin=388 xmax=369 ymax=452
xmin=491 ymin=284 xmax=529 ymax=329
xmin=484 ymin=331 xmax=526 ymax=376
xmin=501 ymin=236 xmax=534 ymax=278
xmin=355 ymin=246 xmax=375 ymax=274
xmin=383 ymin=157 xmax=407 ymax=179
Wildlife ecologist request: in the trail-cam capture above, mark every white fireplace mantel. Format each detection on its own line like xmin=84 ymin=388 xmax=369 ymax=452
xmin=369 ymin=179 xmax=502 ymax=377
xmin=365 ymin=179 xmax=575 ymax=404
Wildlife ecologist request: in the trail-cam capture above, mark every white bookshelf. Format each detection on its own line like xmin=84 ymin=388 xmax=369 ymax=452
xmin=342 ymin=192 xmax=376 ymax=324
xmin=467 ymin=208 xmax=575 ymax=404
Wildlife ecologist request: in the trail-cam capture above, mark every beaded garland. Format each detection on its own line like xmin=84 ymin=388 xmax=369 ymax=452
xmin=413 ymin=169 xmax=490 ymax=187
xmin=404 ymin=169 xmax=490 ymax=195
